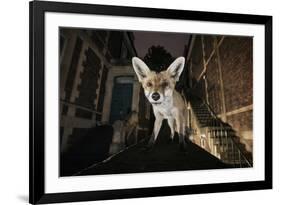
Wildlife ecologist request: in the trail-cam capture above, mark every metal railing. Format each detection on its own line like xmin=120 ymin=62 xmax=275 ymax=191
xmin=207 ymin=126 xmax=252 ymax=167
xmin=60 ymin=99 xmax=102 ymax=115
xmin=60 ymin=99 xmax=106 ymax=125
xmin=191 ymin=97 xmax=252 ymax=168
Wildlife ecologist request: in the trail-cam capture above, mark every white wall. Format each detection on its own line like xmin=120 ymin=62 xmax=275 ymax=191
xmin=0 ymin=0 xmax=280 ymax=204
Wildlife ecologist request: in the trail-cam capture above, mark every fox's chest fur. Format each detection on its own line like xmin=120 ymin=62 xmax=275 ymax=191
xmin=152 ymin=98 xmax=177 ymax=119
xmin=152 ymin=91 xmax=185 ymax=120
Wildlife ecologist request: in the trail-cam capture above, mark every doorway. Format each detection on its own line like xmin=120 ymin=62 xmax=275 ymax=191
xmin=109 ymin=76 xmax=134 ymax=124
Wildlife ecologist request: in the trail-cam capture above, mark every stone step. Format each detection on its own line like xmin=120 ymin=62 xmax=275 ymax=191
xmin=75 ymin=139 xmax=232 ymax=176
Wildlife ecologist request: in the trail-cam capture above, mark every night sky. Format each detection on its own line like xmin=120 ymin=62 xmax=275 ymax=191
xmin=133 ymin=31 xmax=190 ymax=58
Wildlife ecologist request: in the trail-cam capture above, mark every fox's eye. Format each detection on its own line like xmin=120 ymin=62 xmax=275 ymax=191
xmin=147 ymin=82 xmax=152 ymax=87
xmin=162 ymin=81 xmax=169 ymax=87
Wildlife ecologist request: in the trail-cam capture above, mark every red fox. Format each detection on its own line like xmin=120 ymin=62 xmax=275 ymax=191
xmin=132 ymin=57 xmax=188 ymax=150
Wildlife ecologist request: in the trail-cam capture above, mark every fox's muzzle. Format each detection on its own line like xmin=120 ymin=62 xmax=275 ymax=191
xmin=151 ymin=92 xmax=160 ymax=101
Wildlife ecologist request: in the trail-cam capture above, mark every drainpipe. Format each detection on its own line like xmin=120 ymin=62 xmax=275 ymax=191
xmin=203 ymin=74 xmax=209 ymax=105
xmin=214 ymin=37 xmax=227 ymax=122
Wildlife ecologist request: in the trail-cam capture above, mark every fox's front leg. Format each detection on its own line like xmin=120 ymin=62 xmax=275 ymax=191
xmin=176 ymin=115 xmax=187 ymax=151
xmin=167 ymin=118 xmax=175 ymax=143
xmin=148 ymin=115 xmax=163 ymax=147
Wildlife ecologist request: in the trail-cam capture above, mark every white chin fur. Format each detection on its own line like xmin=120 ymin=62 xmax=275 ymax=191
xmin=149 ymin=99 xmax=163 ymax=104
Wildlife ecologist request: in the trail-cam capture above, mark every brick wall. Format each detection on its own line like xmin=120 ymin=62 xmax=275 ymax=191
xmin=206 ymin=53 xmax=223 ymax=115
xmin=190 ymin=36 xmax=204 ymax=80
xmin=220 ymin=37 xmax=253 ymax=112
xmin=189 ymin=35 xmax=253 ymax=145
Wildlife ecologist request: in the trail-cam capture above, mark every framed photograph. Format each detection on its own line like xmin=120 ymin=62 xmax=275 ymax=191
xmin=29 ymin=0 xmax=272 ymax=204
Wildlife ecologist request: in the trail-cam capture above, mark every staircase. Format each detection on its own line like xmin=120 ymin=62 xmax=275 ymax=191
xmin=190 ymin=97 xmax=253 ymax=168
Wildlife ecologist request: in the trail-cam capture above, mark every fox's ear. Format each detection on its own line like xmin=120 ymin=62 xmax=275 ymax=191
xmin=167 ymin=57 xmax=185 ymax=81
xmin=132 ymin=57 xmax=151 ymax=82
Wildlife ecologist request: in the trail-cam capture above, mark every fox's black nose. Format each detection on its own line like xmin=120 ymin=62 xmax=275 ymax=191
xmin=151 ymin=92 xmax=160 ymax=101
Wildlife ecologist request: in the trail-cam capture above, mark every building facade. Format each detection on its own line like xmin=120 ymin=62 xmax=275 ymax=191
xmin=59 ymin=28 xmax=151 ymax=152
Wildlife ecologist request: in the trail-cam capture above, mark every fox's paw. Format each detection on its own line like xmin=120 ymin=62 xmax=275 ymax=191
xmin=167 ymin=137 xmax=174 ymax=144
xmin=144 ymin=145 xmax=154 ymax=152
xmin=179 ymin=142 xmax=187 ymax=152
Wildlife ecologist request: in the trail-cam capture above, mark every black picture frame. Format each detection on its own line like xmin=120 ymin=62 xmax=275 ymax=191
xmin=29 ymin=0 xmax=272 ymax=204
